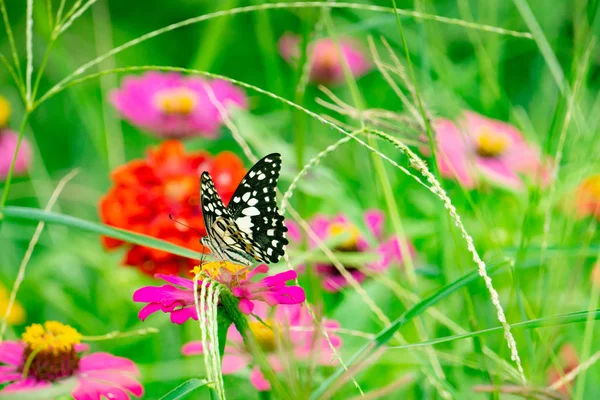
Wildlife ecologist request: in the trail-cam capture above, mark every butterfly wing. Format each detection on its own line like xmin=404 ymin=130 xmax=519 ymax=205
xmin=227 ymin=153 xmax=288 ymax=263
xmin=200 ymin=171 xmax=231 ymax=239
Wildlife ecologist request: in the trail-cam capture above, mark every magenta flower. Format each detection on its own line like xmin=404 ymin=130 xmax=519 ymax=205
xmin=0 ymin=129 xmax=32 ymax=179
xmin=0 ymin=321 xmax=143 ymax=399
xmin=110 ymin=72 xmax=247 ymax=138
xmin=278 ymin=33 xmax=371 ymax=86
xmin=434 ymin=111 xmax=550 ymax=190
xmin=288 ymin=210 xmax=414 ymax=292
xmin=182 ymin=301 xmax=342 ymax=391
xmin=133 ymin=262 xmax=305 ymax=324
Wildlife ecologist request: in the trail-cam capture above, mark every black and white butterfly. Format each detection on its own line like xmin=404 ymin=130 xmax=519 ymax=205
xmin=200 ymin=153 xmax=288 ymax=266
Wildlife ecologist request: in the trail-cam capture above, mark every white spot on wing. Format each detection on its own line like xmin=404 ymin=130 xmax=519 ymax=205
xmin=248 ymin=198 xmax=258 ymax=206
xmin=243 ymin=207 xmax=260 ymax=216
xmin=236 ymin=216 xmax=253 ymax=233
xmin=242 ymin=192 xmax=251 ymax=202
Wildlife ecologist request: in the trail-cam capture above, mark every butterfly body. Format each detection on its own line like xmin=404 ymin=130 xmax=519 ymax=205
xmin=200 ymin=153 xmax=288 ymax=265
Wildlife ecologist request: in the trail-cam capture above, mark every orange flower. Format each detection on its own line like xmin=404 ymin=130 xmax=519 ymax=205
xmin=547 ymin=343 xmax=579 ymax=396
xmin=99 ymin=141 xmax=246 ymax=276
xmin=575 ymin=174 xmax=600 ymax=220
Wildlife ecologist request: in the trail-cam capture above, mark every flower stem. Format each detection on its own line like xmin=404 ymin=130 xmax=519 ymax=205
xmin=0 ymin=113 xmax=31 ymax=221
xmin=219 ymin=290 xmax=284 ymax=395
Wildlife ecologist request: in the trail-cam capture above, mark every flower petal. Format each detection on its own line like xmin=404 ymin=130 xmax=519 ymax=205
xmin=0 ymin=341 xmax=24 ymax=366
xmin=79 ymin=370 xmax=144 ymax=397
xmin=2 ymin=377 xmax=51 ymax=392
xmin=363 ymin=209 xmax=385 ymax=238
xmin=476 ymin=157 xmax=523 ymax=190
xmin=79 ymin=353 xmax=139 ymax=375
xmin=249 ymin=366 xmax=271 ymax=391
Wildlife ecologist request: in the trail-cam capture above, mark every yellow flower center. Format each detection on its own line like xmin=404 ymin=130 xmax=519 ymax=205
xmin=248 ymin=319 xmax=279 ymax=352
xmin=20 ymin=321 xmax=82 ymax=382
xmin=328 ymin=222 xmax=361 ymax=250
xmin=191 ymin=261 xmax=249 ymax=287
xmin=0 ymin=95 xmax=11 ymax=127
xmin=475 ymin=127 xmax=510 ymax=157
xmin=0 ymin=284 xmax=25 ymax=325
xmin=154 ymin=87 xmax=198 ymax=115
xmin=22 ymin=321 xmax=82 ymax=355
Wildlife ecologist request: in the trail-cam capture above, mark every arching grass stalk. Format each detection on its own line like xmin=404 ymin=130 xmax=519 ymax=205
xmin=81 ymin=327 xmax=159 ymax=341
xmin=38 ymin=1 xmax=533 ymax=106
xmin=0 ymin=169 xmax=79 ymax=342
xmin=365 ymin=128 xmax=526 ymax=383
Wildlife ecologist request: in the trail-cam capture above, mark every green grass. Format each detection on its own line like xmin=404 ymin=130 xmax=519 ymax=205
xmin=1 ymin=0 xmax=600 ymax=399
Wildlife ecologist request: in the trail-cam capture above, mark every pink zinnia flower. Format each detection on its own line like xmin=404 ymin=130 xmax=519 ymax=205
xmin=0 ymin=321 xmax=143 ymax=399
xmin=182 ymin=301 xmax=342 ymax=391
xmin=133 ymin=262 xmax=305 ymax=324
xmin=278 ymin=33 xmax=371 ymax=86
xmin=287 ymin=210 xmax=414 ymax=292
xmin=433 ymin=111 xmax=550 ymax=190
xmin=110 ymin=72 xmax=247 ymax=138
xmin=0 ymin=129 xmax=32 ymax=179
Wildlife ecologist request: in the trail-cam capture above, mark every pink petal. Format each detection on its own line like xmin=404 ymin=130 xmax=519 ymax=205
xmin=463 ymin=111 xmax=524 ymax=144
xmin=79 ymin=370 xmax=143 ymax=397
xmin=0 ymin=341 xmax=24 ymax=366
xmin=137 ymin=303 xmax=162 ymax=321
xmin=221 ymin=354 xmax=251 ymax=374
xmin=363 ymin=209 xmax=385 ymax=238
xmin=249 ymin=366 xmax=271 ymax=391
xmin=155 ymin=274 xmax=195 ymax=289
xmin=170 ymin=307 xmax=198 ymax=324
xmin=80 ymin=353 xmax=139 ymax=375
xmin=73 ymin=380 xmax=133 ymax=400
xmin=285 ymin=220 xmax=302 ymax=242
xmin=238 ymin=298 xmax=254 ymax=314
xmin=434 ymin=118 xmax=476 ymax=188
xmin=476 ymin=157 xmax=523 ymax=190
xmin=181 ymin=342 xmax=204 ymax=356
xmin=2 ymin=377 xmax=51 ymax=392
xmin=0 ymin=130 xmax=32 ymax=177
xmin=0 ymin=366 xmax=21 ymax=383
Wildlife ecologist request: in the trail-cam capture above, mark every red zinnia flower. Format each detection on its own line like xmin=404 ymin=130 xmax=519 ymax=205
xmin=99 ymin=140 xmax=246 ymax=276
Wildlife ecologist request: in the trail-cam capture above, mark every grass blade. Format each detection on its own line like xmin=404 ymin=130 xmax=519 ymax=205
xmin=310 ymin=259 xmax=512 ymax=399
xmin=159 ymin=378 xmax=210 ymax=400
xmin=389 ymin=309 xmax=600 ymax=350
xmin=2 ymin=206 xmax=204 ymax=260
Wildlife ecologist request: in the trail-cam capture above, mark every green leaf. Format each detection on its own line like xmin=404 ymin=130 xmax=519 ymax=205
xmin=390 ymin=309 xmax=600 ymax=350
xmin=2 ymin=206 xmax=204 ymax=260
xmin=159 ymin=378 xmax=210 ymax=400
xmin=310 ymin=259 xmax=512 ymax=400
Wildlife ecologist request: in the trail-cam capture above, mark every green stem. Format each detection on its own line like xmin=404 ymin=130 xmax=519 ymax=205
xmin=0 ymin=114 xmax=31 ymax=218
xmin=21 ymin=347 xmax=42 ymax=379
xmin=220 ymin=291 xmax=284 ymax=396
xmin=217 ymin=308 xmax=231 ymax=361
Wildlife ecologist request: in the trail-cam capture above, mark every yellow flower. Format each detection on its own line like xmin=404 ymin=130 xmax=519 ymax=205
xmin=22 ymin=321 xmax=82 ymax=355
xmin=0 ymin=95 xmax=10 ymax=127
xmin=0 ymin=284 xmax=25 ymax=325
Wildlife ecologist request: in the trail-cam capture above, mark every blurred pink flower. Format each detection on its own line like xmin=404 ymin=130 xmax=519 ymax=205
xmin=433 ymin=111 xmax=550 ymax=190
xmin=279 ymin=33 xmax=371 ymax=85
xmin=0 ymin=129 xmax=32 ymax=179
xmin=110 ymin=72 xmax=247 ymax=138
xmin=0 ymin=322 xmax=143 ymax=400
xmin=182 ymin=301 xmax=342 ymax=391
xmin=287 ymin=210 xmax=414 ymax=292
xmin=133 ymin=263 xmax=305 ymax=324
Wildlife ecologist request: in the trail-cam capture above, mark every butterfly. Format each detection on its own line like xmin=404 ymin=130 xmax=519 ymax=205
xmin=200 ymin=153 xmax=288 ymax=266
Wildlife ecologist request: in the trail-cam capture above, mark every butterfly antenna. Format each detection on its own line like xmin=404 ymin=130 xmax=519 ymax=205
xmin=168 ymin=214 xmax=204 ymax=236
